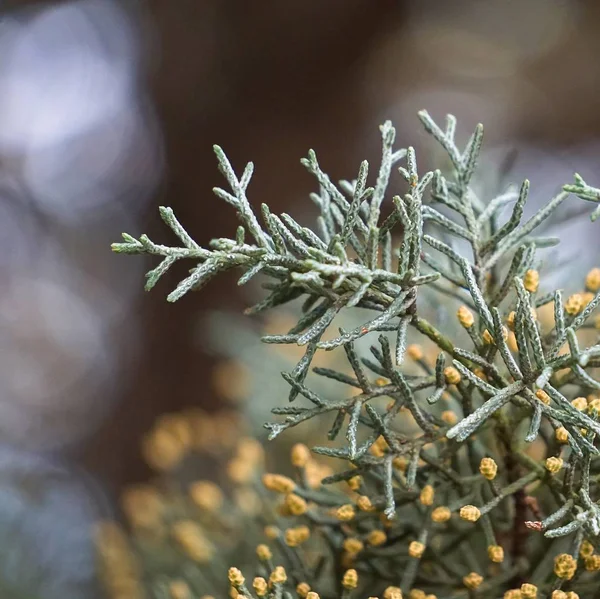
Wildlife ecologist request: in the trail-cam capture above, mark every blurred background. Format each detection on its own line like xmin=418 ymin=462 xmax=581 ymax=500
xmin=0 ymin=0 xmax=599 ymax=596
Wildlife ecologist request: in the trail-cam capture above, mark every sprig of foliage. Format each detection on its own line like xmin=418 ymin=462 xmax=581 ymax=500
xmin=112 ymin=111 xmax=600 ymax=598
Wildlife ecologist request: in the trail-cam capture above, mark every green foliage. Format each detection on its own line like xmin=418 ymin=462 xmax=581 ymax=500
xmin=113 ymin=111 xmax=600 ymax=598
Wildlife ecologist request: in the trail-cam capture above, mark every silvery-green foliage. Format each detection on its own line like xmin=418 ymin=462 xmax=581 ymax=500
xmin=113 ymin=111 xmax=600 ymax=597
